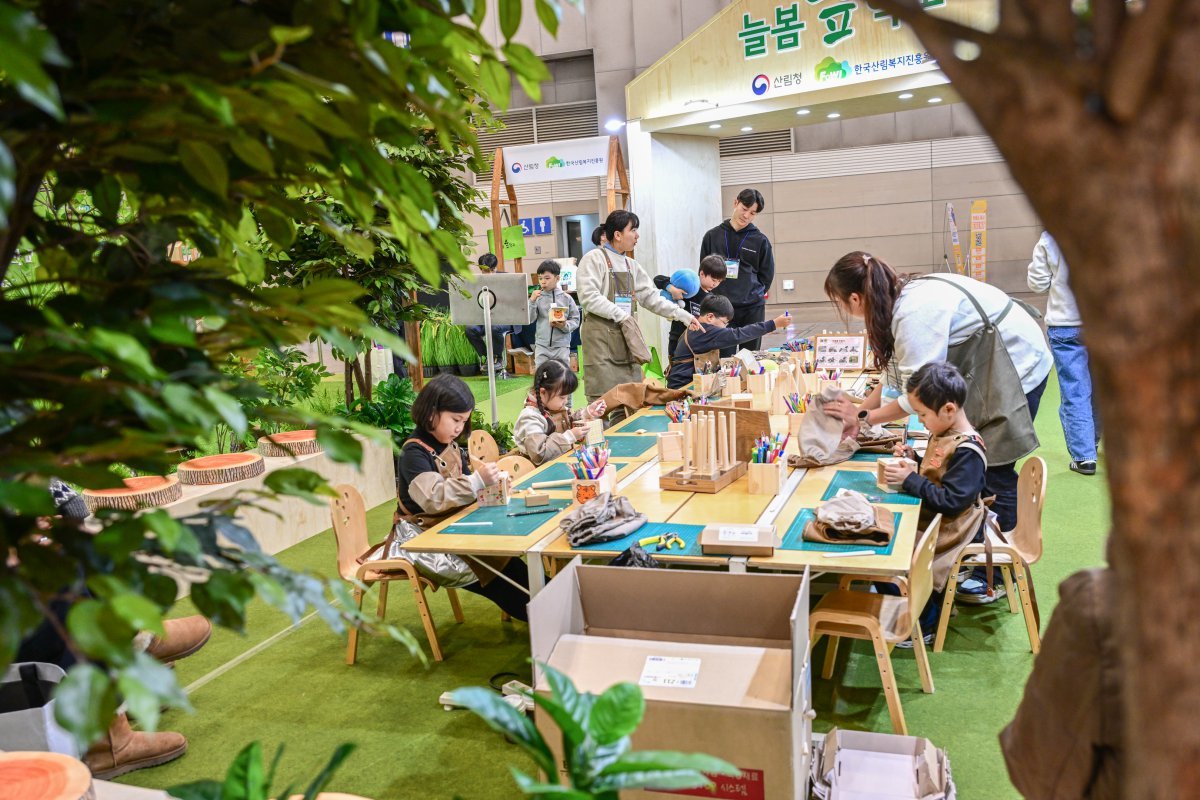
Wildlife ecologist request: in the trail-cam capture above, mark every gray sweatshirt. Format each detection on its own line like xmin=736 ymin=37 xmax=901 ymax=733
xmin=528 ymin=286 xmax=580 ymax=351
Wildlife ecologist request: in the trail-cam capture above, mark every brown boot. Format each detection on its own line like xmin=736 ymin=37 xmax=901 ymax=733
xmin=84 ymin=713 xmax=188 ymax=780
xmin=146 ymin=615 xmax=212 ymax=663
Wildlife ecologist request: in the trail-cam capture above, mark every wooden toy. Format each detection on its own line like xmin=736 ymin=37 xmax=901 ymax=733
xmin=747 ymin=371 xmax=773 ymax=397
xmin=748 ymin=460 xmax=787 ymax=495
xmin=468 ymin=429 xmax=500 ymax=463
xmin=477 ymin=472 xmax=511 ymax=506
xmin=657 ymin=431 xmax=684 ymax=461
xmin=659 ymin=411 xmax=746 ymax=493
xmin=788 ymin=412 xmax=806 ymax=437
xmin=524 ymin=492 xmax=550 ymax=507
xmin=257 ymin=429 xmax=323 ymax=458
xmin=573 ymin=465 xmax=616 ymax=505
xmin=549 ymin=305 xmax=568 ymax=324
xmin=721 ymin=373 xmax=741 ymax=397
xmin=177 ymin=452 xmax=264 ymax=485
xmin=697 ymin=372 xmax=720 ymax=395
xmin=771 ymin=366 xmax=799 ymax=415
xmin=731 ymin=392 xmax=754 ymax=409
xmin=585 ymin=419 xmax=605 ymax=446
xmin=876 ymin=457 xmax=918 ymax=493
xmin=83 ymin=475 xmax=181 ymax=512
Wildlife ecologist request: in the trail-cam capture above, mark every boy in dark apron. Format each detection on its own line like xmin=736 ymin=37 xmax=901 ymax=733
xmin=666 ymin=294 xmax=789 ymax=390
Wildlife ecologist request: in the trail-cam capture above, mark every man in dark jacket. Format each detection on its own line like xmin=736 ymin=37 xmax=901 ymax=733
xmin=667 ymin=295 xmax=789 ymax=390
xmin=699 ymin=187 xmax=775 ymax=355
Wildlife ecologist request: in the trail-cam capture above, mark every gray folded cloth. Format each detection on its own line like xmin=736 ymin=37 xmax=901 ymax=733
xmin=795 ymin=386 xmax=860 ymax=467
xmin=815 ymin=491 xmax=876 ymax=532
xmin=561 ymin=493 xmax=648 ymax=547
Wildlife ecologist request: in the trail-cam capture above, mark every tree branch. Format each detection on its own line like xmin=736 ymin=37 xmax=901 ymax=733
xmin=1103 ymin=0 xmax=1182 ymax=123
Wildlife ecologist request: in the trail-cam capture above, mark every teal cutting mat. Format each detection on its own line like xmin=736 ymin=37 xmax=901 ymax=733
xmin=779 ymin=508 xmax=900 ymax=555
xmin=514 ymin=462 xmax=576 ymax=488
xmin=822 ymin=470 xmax=920 ymax=505
xmin=603 ymin=435 xmax=658 ymax=457
xmin=570 ymin=521 xmax=714 ymax=558
xmin=849 ymin=439 xmax=918 ymax=462
xmin=440 ymin=499 xmax=571 ymax=536
xmin=611 ymin=413 xmax=671 ymax=433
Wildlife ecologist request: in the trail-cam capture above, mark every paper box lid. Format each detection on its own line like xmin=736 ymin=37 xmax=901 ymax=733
xmin=699 ymin=524 xmax=778 ymax=556
xmin=822 ymin=729 xmax=953 ymax=800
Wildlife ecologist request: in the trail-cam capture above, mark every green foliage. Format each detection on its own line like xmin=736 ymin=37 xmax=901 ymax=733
xmin=449 ymin=663 xmax=739 ymax=799
xmin=471 ymin=410 xmax=515 ymax=453
xmin=0 ymin=0 xmax=567 ymax=749
xmin=419 ymin=308 xmax=476 ymax=367
xmin=170 ymin=741 xmax=355 ymax=800
xmin=338 ymin=374 xmax=418 ymax=449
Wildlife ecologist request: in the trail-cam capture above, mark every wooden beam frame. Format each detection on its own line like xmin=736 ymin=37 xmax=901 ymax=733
xmin=489 ymin=146 xmax=521 ymax=273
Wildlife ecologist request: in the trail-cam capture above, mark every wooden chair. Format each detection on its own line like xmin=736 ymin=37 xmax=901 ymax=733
xmin=934 ymin=456 xmax=1047 ymax=654
xmin=809 ymin=514 xmax=942 ymax=735
xmin=329 ymin=484 xmax=463 ymax=663
xmin=496 ymin=454 xmax=536 ymax=482
xmin=468 ymin=430 xmax=500 ymax=464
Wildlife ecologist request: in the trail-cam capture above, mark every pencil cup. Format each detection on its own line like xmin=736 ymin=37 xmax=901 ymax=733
xmin=721 ymin=375 xmax=742 ymax=397
xmin=667 ymin=421 xmax=685 ymax=435
xmin=748 ymin=461 xmax=787 ymax=496
xmin=788 ymin=413 xmax=806 ymax=437
xmin=549 ymin=305 xmax=567 ymax=324
xmin=572 ymin=466 xmax=616 ymax=505
xmin=747 ymin=372 xmax=772 ymax=396
xmin=697 ymin=372 xmax=720 ymax=395
xmin=657 ymin=431 xmax=684 ymax=461
xmin=731 ymin=393 xmax=754 ymax=409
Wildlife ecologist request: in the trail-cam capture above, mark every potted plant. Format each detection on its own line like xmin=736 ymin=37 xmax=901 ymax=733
xmin=447 ymin=325 xmax=480 ymax=376
xmin=450 ymin=663 xmax=737 ymax=798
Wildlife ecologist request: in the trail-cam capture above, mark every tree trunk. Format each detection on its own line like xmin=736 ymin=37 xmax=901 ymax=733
xmin=868 ymin=1 xmax=1200 ymax=794
xmin=350 ymin=355 xmax=367 ymax=399
xmin=343 ymin=359 xmax=354 ymax=406
xmin=363 ymin=348 xmax=373 ymax=401
xmin=407 ymin=318 xmax=425 ymax=391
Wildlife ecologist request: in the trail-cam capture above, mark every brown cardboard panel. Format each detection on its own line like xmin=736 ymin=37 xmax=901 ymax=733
xmin=576 ymin=565 xmax=804 ymax=642
xmin=583 ymin=628 xmax=790 ymax=651
xmin=547 ymin=634 xmax=792 ymax=710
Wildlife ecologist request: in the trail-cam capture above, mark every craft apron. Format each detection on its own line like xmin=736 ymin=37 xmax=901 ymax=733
xmin=919 ymin=431 xmax=989 ymax=591
xmin=582 ymin=250 xmax=642 ymax=399
xmin=527 ymin=398 xmax=571 ymax=436
xmin=666 ymin=330 xmax=720 ymax=382
xmin=912 ymin=276 xmax=1039 ymax=466
xmin=394 ymin=438 xmax=509 ymax=587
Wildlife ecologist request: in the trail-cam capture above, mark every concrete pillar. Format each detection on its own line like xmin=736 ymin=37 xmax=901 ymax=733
xmin=626 ymin=120 xmax=722 ymax=362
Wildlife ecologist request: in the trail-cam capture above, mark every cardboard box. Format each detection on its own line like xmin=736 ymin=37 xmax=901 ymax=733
xmin=509 ymin=347 xmax=535 ymax=375
xmin=530 ymin=561 xmax=813 ymax=799
xmin=699 ymin=523 xmax=778 ymax=556
xmin=876 ymin=457 xmax=917 ymax=493
xmin=813 ymin=728 xmax=956 ymax=800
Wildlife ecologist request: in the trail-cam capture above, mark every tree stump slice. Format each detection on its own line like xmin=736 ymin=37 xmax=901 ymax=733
xmin=0 ymin=752 xmax=94 ymax=800
xmin=82 ymin=475 xmax=182 ymax=512
xmin=177 ymin=452 xmax=265 ymax=485
xmin=258 ymin=429 xmax=323 ymax=458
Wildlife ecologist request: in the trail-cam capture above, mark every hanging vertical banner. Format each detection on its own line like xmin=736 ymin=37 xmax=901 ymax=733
xmin=969 ymin=199 xmax=988 ymax=282
xmin=946 ymin=202 xmax=965 ymax=275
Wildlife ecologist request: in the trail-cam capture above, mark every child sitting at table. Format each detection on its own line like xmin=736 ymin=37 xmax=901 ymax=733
xmin=395 ymin=374 xmax=530 ymax=620
xmin=881 ymin=360 xmax=996 ymax=643
xmin=666 ymin=294 xmax=789 ymax=390
xmin=514 ymin=359 xmax=607 ymax=465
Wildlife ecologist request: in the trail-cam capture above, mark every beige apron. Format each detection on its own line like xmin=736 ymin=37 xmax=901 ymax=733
xmin=394 ymin=438 xmax=510 ymax=587
xmin=666 ymin=329 xmax=720 ymax=383
xmin=920 ymin=431 xmax=989 ymax=591
xmin=582 ymin=250 xmax=642 ymax=400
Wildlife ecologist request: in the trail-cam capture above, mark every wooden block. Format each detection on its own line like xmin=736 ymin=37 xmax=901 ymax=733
xmin=657 ymin=431 xmax=684 ymax=461
xmin=573 ymin=466 xmax=616 ymax=505
xmin=550 ymin=305 xmax=568 ymax=324
xmin=748 ymin=461 xmax=787 ymax=496
xmin=697 ymin=372 xmax=720 ymax=395
xmin=699 ymin=404 xmax=771 ymax=462
xmin=876 ymin=457 xmax=917 ymax=493
xmin=659 ymin=460 xmax=747 ymax=494
xmin=667 ymin=421 xmax=685 ymax=435
xmin=524 ymin=492 xmax=550 ymax=507
xmin=732 ymin=393 xmax=753 ymax=409
xmin=585 ymin=419 xmax=605 ymax=446
xmin=747 ymin=372 xmax=772 ymax=396
xmin=477 ymin=478 xmax=511 ymax=506
xmin=788 ymin=413 xmax=805 ymax=437
xmin=721 ymin=376 xmax=741 ymax=397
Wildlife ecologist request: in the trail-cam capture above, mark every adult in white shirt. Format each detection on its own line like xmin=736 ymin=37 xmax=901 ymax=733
xmin=821 ymin=251 xmax=1053 ymax=539
xmin=1027 ymin=231 xmax=1099 ymax=475
xmin=577 ymin=210 xmax=700 ymax=405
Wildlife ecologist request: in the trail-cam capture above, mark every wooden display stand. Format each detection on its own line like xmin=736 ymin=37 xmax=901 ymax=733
xmin=257 ymin=429 xmax=323 ymax=458
xmin=573 ymin=466 xmax=616 ymax=505
xmin=659 ymin=410 xmax=747 ymax=494
xmin=177 ymin=452 xmax=265 ymax=485
xmin=83 ymin=475 xmax=181 ymax=512
xmin=748 ymin=461 xmax=787 ymax=496
xmin=731 ymin=392 xmax=753 ymax=409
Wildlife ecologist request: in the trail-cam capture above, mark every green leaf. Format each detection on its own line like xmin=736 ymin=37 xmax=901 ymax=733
xmin=90 ymin=328 xmax=159 ymax=378
xmin=111 ymin=593 xmax=164 ymax=635
xmin=535 ymin=0 xmax=561 ymax=36
xmin=498 ymin=0 xmax=522 ymax=39
xmin=55 ymin=664 xmax=120 ymax=750
xmin=447 ymin=687 xmax=557 ymax=776
xmin=599 ymin=750 xmax=740 ymax=777
xmin=183 ymin=81 xmax=235 ymax=127
xmin=592 ymin=768 xmax=718 ymax=793
xmin=92 ymin=175 xmax=122 ymax=223
xmin=230 ymin=137 xmax=275 ymax=175
xmin=179 ymin=140 xmax=229 ymax=197
xmin=222 ymin=741 xmax=267 ymax=800
xmin=510 ymin=769 xmax=591 ymax=798
xmin=537 ymin=662 xmax=590 ymax=746
xmin=299 ymin=743 xmax=355 ymax=800
xmin=191 ymin=570 xmax=255 ymax=631
xmin=67 ymin=599 xmax=137 ymax=663
xmin=0 ymin=3 xmax=66 ymax=119
xmin=0 ymin=479 xmax=55 ymax=515
xmin=478 ymin=58 xmax=511 ymax=111
xmin=162 ymin=383 xmax=217 ymax=427
xmin=270 ymin=25 xmax=313 ymax=45
xmin=257 ymin=206 xmax=297 ymax=249
xmin=143 ymin=510 xmax=201 ymax=556
xmin=316 ymin=427 xmax=363 ymax=464
xmin=118 ymin=651 xmax=191 ymax=732
xmin=165 ymin=781 xmax=223 ymax=800
xmin=588 ymin=682 xmax=644 ymax=745
xmin=203 ymin=386 xmax=248 ymax=434
xmin=503 ymin=43 xmax=550 ymax=85
xmin=264 ymin=468 xmax=338 ymax=505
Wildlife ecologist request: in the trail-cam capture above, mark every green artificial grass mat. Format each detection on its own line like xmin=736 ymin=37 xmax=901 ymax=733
xmin=121 ymin=371 xmax=1108 ymax=799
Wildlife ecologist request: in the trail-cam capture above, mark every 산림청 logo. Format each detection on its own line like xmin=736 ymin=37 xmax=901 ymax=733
xmin=751 ymin=74 xmax=770 ymax=95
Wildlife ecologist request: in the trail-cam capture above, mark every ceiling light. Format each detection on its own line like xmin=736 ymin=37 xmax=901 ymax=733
xmin=796 ymin=108 xmax=811 ymax=116
xmin=740 ymin=126 xmax=753 ymax=132
xmin=709 ymin=123 xmax=722 ymax=129
xmin=827 ymin=112 xmax=841 ymax=119
xmin=898 ymin=92 xmax=914 ymax=100
xmin=928 ymin=97 xmax=943 ymax=104
xmin=604 ymin=118 xmax=626 ymax=132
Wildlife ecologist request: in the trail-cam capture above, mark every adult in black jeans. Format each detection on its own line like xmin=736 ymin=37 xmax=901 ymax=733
xmin=699 ymin=188 xmax=775 ymax=355
xmin=463 ymin=253 xmax=515 ymax=372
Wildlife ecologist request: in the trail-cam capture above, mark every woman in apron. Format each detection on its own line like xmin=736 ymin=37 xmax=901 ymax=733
xmin=819 ymin=251 xmax=1052 ymax=539
xmin=577 ymin=210 xmax=701 ymax=409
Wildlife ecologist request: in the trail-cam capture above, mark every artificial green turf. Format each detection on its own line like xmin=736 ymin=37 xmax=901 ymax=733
xmin=121 ymin=371 xmax=1108 ymax=799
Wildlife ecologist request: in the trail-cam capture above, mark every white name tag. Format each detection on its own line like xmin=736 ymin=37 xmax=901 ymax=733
xmin=639 ymin=656 xmax=701 ymax=689
xmin=724 ymin=258 xmax=740 ymax=280
xmin=718 ymin=527 xmax=759 ymax=543
xmin=615 ymin=296 xmax=633 ymax=314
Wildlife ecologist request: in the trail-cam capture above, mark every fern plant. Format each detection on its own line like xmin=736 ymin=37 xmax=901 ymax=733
xmin=449 ymin=663 xmax=738 ymax=799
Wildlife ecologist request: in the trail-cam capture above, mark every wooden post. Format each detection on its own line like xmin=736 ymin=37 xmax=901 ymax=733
xmin=489 ymin=146 xmax=522 ymax=273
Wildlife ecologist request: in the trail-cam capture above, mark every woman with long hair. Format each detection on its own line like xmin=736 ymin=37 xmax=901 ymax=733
xmin=822 ymin=251 xmax=1052 ymax=603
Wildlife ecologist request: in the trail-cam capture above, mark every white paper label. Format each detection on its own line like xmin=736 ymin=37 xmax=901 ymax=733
xmin=639 ymin=656 xmax=701 ymax=689
xmin=718 ymin=527 xmax=759 ymax=543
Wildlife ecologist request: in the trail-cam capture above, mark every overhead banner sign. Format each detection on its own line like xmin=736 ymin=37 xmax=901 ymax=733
xmin=969 ymin=199 xmax=987 ymax=282
xmin=627 ymin=0 xmax=997 ymax=124
xmin=502 ymin=136 xmax=609 ymax=186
